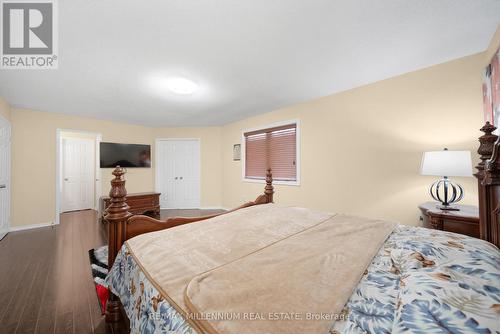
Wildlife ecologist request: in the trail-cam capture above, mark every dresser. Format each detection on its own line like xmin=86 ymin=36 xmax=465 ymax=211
xmin=418 ymin=202 xmax=480 ymax=238
xmin=100 ymin=192 xmax=161 ymax=222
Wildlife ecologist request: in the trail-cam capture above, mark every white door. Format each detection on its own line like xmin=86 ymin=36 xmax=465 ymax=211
xmin=156 ymin=139 xmax=200 ymax=209
xmin=62 ymin=138 xmax=95 ymax=212
xmin=0 ymin=118 xmax=11 ymax=240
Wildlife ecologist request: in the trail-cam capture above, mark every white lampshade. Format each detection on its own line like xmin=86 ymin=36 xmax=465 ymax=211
xmin=420 ymin=150 xmax=473 ymax=177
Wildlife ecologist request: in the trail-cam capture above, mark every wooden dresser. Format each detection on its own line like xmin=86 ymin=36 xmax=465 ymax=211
xmin=418 ymin=202 xmax=480 ymax=238
xmin=100 ymin=192 xmax=160 ymax=222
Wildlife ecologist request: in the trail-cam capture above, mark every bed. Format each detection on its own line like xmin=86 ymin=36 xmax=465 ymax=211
xmin=104 ymin=122 xmax=500 ymax=334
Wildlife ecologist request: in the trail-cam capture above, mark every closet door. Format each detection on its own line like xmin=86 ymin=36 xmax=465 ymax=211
xmin=176 ymin=140 xmax=201 ymax=208
xmin=157 ymin=140 xmax=177 ymax=208
xmin=156 ymin=139 xmax=200 ymax=209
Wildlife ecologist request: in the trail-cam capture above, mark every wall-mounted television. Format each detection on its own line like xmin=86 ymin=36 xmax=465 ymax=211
xmin=100 ymin=142 xmax=151 ymax=168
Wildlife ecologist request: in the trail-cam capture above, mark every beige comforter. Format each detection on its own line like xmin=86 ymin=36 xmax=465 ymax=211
xmin=126 ymin=204 xmax=396 ymax=334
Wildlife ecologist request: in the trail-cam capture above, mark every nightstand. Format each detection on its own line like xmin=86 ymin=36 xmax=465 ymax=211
xmin=418 ymin=202 xmax=479 ymax=238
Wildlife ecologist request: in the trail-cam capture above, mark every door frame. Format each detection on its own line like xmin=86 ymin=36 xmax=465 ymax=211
xmin=155 ymin=138 xmax=201 ymax=209
xmin=55 ymin=129 xmax=102 ymax=225
xmin=0 ymin=115 xmax=11 ymax=238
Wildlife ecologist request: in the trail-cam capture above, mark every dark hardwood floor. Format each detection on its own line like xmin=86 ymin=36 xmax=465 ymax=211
xmin=0 ymin=208 xmax=224 ymax=334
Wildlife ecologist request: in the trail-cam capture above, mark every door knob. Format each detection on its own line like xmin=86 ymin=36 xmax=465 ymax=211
xmin=64 ymin=178 xmax=69 ymax=181
xmin=0 ymin=184 xmax=6 ymax=189
xmin=179 ymin=177 xmax=183 ymax=180
xmin=174 ymin=177 xmax=178 ymax=180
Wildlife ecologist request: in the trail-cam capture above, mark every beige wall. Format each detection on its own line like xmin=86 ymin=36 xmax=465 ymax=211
xmin=6 ymin=28 xmax=499 ymax=229
xmin=9 ymin=108 xmax=223 ymax=228
xmin=221 ymin=53 xmax=485 ymax=225
xmin=11 ymin=109 xmax=155 ymax=227
xmin=0 ymin=97 xmax=11 ymax=121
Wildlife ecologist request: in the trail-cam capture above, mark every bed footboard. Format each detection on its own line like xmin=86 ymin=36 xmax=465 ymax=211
xmin=104 ymin=166 xmax=274 ymax=323
xmin=126 ymin=197 xmax=271 ymax=239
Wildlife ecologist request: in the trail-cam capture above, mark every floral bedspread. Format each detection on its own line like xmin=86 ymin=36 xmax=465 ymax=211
xmin=106 ymin=225 xmax=500 ymax=334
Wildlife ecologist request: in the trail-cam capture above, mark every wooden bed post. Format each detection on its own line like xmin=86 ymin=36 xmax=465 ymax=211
xmin=105 ymin=166 xmax=132 ymax=323
xmin=265 ymin=168 xmax=274 ymax=203
xmin=475 ymin=122 xmax=500 ymax=247
xmin=476 ymin=122 xmax=498 ymax=175
xmin=483 ymin=132 xmax=500 ymax=248
xmin=475 ymin=122 xmax=497 ymax=240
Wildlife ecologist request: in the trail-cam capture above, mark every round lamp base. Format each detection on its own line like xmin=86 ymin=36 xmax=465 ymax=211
xmin=429 ymin=177 xmax=464 ymax=209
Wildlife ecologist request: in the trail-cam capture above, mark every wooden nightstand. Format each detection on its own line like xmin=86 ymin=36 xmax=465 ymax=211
xmin=418 ymin=202 xmax=480 ymax=238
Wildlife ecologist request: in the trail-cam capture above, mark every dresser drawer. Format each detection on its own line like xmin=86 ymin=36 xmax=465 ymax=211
xmin=101 ymin=192 xmax=161 ymax=221
xmin=127 ymin=197 xmax=158 ymax=207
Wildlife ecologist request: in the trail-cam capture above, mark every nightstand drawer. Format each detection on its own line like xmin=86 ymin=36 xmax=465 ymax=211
xmin=441 ymin=219 xmax=479 ymax=238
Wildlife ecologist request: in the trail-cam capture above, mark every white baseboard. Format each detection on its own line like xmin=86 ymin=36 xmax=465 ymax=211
xmin=10 ymin=222 xmax=55 ymax=232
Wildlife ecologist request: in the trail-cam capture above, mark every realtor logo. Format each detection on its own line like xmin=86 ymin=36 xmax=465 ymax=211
xmin=1 ymin=0 xmax=58 ymax=69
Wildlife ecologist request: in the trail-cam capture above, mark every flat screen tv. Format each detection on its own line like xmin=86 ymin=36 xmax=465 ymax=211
xmin=100 ymin=142 xmax=151 ymax=168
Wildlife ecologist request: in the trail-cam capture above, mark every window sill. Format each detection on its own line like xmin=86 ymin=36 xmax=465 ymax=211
xmin=243 ymin=178 xmax=300 ymax=186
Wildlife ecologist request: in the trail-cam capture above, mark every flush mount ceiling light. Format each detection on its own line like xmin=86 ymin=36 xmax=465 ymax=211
xmin=165 ymin=77 xmax=199 ymax=95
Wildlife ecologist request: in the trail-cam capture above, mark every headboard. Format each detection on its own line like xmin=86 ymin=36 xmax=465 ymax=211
xmin=475 ymin=122 xmax=500 ymax=248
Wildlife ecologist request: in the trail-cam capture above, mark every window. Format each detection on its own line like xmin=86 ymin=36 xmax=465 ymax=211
xmin=243 ymin=121 xmax=299 ymax=184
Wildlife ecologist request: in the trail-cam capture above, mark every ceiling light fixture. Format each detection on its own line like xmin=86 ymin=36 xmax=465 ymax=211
xmin=166 ymin=77 xmax=199 ymax=95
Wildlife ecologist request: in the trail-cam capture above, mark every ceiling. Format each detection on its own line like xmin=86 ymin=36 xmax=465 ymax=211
xmin=1 ymin=0 xmax=499 ymax=126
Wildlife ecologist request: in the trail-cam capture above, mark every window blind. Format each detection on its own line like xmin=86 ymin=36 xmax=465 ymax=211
xmin=244 ymin=123 xmax=297 ymax=181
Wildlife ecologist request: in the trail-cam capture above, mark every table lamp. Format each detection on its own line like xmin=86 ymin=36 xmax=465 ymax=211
xmin=420 ymin=148 xmax=472 ymax=211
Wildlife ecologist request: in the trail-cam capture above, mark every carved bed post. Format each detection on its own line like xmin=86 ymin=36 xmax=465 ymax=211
xmin=265 ymin=168 xmax=274 ymax=203
xmin=474 ymin=122 xmax=499 ymax=247
xmin=475 ymin=122 xmax=497 ymax=175
xmin=483 ymin=133 xmax=500 ymax=248
xmin=105 ymin=166 xmax=132 ymax=323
